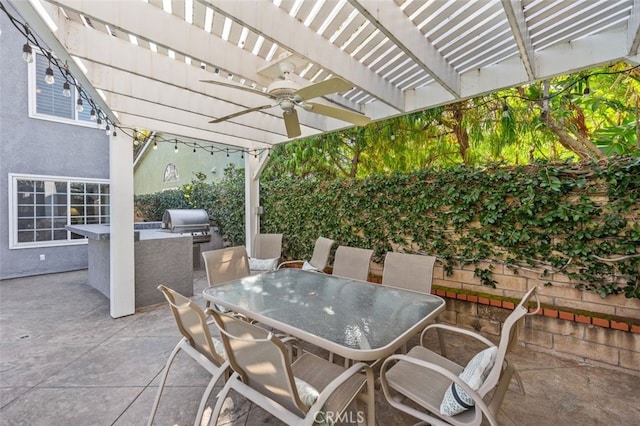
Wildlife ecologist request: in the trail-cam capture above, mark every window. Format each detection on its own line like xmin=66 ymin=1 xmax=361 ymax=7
xmin=28 ymin=51 xmax=94 ymax=125
xmin=9 ymin=174 xmax=110 ymax=249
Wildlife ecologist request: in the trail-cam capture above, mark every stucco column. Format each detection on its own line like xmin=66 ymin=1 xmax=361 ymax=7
xmin=244 ymin=153 xmax=260 ymax=256
xmin=109 ymin=130 xmax=135 ymax=318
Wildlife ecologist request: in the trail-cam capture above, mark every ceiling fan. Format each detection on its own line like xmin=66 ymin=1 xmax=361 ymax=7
xmin=201 ymin=62 xmax=371 ymax=138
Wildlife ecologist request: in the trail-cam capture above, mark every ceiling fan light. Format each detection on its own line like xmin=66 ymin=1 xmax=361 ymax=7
xmin=280 ymin=99 xmax=294 ymax=111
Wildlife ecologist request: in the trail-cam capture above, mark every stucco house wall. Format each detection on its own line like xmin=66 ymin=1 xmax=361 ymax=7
xmin=0 ymin=13 xmax=109 ymax=279
xmin=133 ymin=137 xmax=244 ymax=195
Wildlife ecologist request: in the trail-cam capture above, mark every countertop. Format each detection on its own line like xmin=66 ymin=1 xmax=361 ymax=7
xmin=65 ymin=224 xmax=192 ymax=242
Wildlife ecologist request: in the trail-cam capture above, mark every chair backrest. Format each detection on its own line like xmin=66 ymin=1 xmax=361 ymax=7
xmin=202 ymin=246 xmax=250 ymax=287
xmin=332 ymin=245 xmax=373 ymax=281
xmin=210 ymin=311 xmax=308 ymax=415
xmin=308 ymin=237 xmax=335 ymax=270
xmin=478 ymin=286 xmax=540 ymax=396
xmin=382 ymin=252 xmax=436 ymax=293
xmin=157 ymin=285 xmax=225 ymax=365
xmin=253 ymin=233 xmax=283 ymax=259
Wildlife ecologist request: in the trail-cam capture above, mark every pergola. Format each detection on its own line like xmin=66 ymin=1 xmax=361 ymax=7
xmin=9 ymin=0 xmax=640 ymax=317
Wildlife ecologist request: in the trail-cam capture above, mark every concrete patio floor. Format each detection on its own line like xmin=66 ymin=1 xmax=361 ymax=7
xmin=1 ymin=269 xmax=638 ymax=425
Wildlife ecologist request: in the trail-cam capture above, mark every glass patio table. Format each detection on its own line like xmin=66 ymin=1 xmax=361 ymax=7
xmin=202 ymin=268 xmax=445 ymax=362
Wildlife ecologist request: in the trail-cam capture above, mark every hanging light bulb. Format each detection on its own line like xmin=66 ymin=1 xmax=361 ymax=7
xmin=90 ymin=109 xmax=96 ymax=120
xmin=502 ymin=103 xmax=509 ymax=118
xmin=105 ymin=124 xmax=110 ymax=135
xmin=241 ymin=151 xmax=244 ymax=159
xmin=96 ymin=117 xmax=102 ymax=128
xmin=112 ymin=130 xmax=117 ymax=137
xmin=44 ymin=66 xmax=55 ymax=85
xmin=226 ymin=148 xmax=229 ymax=157
xmin=76 ymin=98 xmax=84 ymax=112
xmin=22 ymin=43 xmax=33 ymax=63
xmin=153 ymin=141 xmax=158 ymax=150
xmin=193 ymin=147 xmax=196 ymax=153
xmin=62 ymin=81 xmax=71 ymax=97
xmin=210 ymin=150 xmax=214 ymax=156
xmin=174 ymin=142 xmax=179 ymax=153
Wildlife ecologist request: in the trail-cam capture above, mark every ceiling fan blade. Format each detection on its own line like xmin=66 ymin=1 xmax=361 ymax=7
xmin=283 ymin=109 xmax=301 ymax=138
xmin=209 ymin=104 xmax=273 ymax=123
xmin=305 ymin=102 xmax=371 ymax=126
xmin=293 ymin=77 xmax=353 ymax=101
xmin=200 ymin=80 xmax=275 ymax=99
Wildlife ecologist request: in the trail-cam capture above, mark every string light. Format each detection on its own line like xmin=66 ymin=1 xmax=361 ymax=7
xmin=132 ymin=132 xmax=267 ymax=159
xmin=1 ymin=5 xmax=123 ymax=137
xmin=44 ymin=54 xmax=55 ymax=85
xmin=90 ymin=109 xmax=96 ymax=120
xmin=22 ymin=42 xmax=32 ymax=63
xmin=62 ymin=81 xmax=71 ymax=97
xmin=105 ymin=123 xmax=110 ymax=135
xmin=502 ymin=103 xmax=509 ymax=118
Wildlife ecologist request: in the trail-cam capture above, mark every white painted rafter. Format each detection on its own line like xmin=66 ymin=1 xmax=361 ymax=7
xmin=347 ymin=0 xmax=461 ymax=98
xmin=501 ymin=0 xmax=537 ymax=80
xmin=52 ymin=0 xmax=270 ymax=86
xmin=628 ymin=0 xmax=640 ymax=55
xmin=205 ymin=0 xmax=405 ymax=112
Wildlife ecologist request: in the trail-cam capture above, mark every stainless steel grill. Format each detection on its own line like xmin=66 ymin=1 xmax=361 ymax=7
xmin=162 ymin=209 xmax=211 ymax=244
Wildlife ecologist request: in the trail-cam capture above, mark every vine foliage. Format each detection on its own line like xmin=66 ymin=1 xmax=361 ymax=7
xmin=135 ymin=158 xmax=640 ymax=299
xmin=262 ymin=157 xmax=640 ymax=299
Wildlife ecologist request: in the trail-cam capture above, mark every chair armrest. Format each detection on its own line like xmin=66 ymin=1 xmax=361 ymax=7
xmin=277 ymin=334 xmax=303 ymax=361
xmin=380 ymin=354 xmax=498 ymax=426
xmin=277 ymin=260 xmax=304 ymax=270
xmin=310 ymin=362 xmax=374 ymax=412
xmin=420 ymin=323 xmax=495 ymax=349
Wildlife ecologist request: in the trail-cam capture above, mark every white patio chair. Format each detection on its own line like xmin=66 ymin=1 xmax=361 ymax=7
xmin=277 ymin=236 xmax=335 ymax=272
xmin=201 ymin=246 xmax=250 ymax=309
xmin=380 ymin=286 xmax=540 ymax=426
xmin=382 ymin=251 xmax=436 ymax=293
xmin=382 ymin=252 xmax=437 ymax=353
xmin=209 ymin=310 xmax=376 ymax=426
xmin=148 ymin=285 xmax=229 ymax=426
xmin=332 ymin=245 xmax=373 ymax=281
xmin=249 ymin=233 xmax=283 ymax=273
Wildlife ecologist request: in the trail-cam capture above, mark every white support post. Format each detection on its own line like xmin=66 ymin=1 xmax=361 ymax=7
xmin=244 ymin=153 xmax=260 ymax=257
xmin=109 ymin=131 xmax=135 ymax=318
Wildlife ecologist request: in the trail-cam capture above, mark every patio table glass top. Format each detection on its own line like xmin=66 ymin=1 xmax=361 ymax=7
xmin=203 ymin=268 xmax=445 ymax=361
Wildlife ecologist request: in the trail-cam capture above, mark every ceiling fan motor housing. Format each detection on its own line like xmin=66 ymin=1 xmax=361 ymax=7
xmin=267 ymin=79 xmax=301 ymax=97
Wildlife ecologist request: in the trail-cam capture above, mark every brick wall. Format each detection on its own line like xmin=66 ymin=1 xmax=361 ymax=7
xmin=419 ymin=262 xmax=640 ymax=373
xmin=321 ymin=260 xmax=639 ymax=371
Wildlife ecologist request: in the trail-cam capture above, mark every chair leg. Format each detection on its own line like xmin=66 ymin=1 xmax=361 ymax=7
xmin=194 ymin=366 xmax=228 ymax=426
xmin=511 ymin=365 xmax=526 ymax=395
xmin=436 ymin=327 xmax=447 ymax=357
xmin=365 ymin=367 xmax=375 ymax=426
xmin=209 ymin=375 xmax=236 ymax=426
xmin=148 ymin=342 xmax=183 ymax=426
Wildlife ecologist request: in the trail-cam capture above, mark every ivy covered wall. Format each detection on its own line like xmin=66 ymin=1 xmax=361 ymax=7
xmin=261 ymin=157 xmax=639 ymax=299
xmin=135 ymin=158 xmax=640 ymax=300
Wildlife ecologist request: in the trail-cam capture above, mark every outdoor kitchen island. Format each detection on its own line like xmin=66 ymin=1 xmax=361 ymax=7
xmin=66 ymin=224 xmax=193 ymax=308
